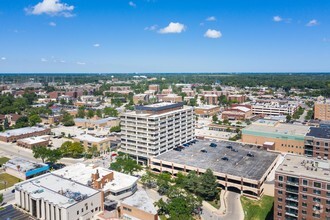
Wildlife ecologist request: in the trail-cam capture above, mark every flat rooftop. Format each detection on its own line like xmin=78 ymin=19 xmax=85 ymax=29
xmin=53 ymin=163 xmax=138 ymax=193
xmin=0 ymin=126 xmax=48 ymax=137
xmin=74 ymin=117 xmax=118 ymax=124
xmin=4 ymin=157 xmax=48 ymax=173
xmin=195 ymin=105 xmax=219 ymax=110
xmin=17 ymin=135 xmax=49 ymax=144
xmin=243 ymin=121 xmax=310 ymax=137
xmin=306 ymin=127 xmax=330 ymax=139
xmin=277 ymin=154 xmax=330 ymax=182
xmin=74 ymin=134 xmax=109 ymax=143
xmin=122 ymin=189 xmax=157 ymax=215
xmin=15 ymin=173 xmax=99 ymax=208
xmin=154 ymin=140 xmax=279 ymax=181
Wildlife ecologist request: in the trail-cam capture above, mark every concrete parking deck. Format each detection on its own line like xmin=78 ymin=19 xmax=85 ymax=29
xmin=154 ymin=140 xmax=279 ymax=180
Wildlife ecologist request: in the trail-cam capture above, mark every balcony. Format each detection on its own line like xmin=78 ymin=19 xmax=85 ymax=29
xmin=286 ymin=187 xmax=299 ymax=194
xmin=286 ymin=196 xmax=298 ymax=202
xmin=286 ymin=181 xmax=299 ymax=186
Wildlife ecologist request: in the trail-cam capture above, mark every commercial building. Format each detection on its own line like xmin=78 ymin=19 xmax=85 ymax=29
xmin=314 ymin=100 xmax=330 ymax=120
xmin=222 ymin=106 xmax=252 ymax=120
xmin=3 ymin=157 xmax=49 ymax=180
xmin=252 ymin=100 xmax=299 ymax=116
xmin=53 ymin=163 xmax=138 ymax=200
xmin=73 ymin=134 xmax=118 ymax=151
xmin=195 ymin=105 xmax=220 ymax=118
xmin=160 ymin=94 xmax=183 ymax=103
xmin=133 ymin=94 xmax=150 ymax=104
xmin=274 ymin=154 xmax=330 ymax=220
xmin=15 ymin=173 xmax=103 ymax=220
xmin=120 ymin=102 xmax=195 ymax=162
xmin=74 ymin=117 xmax=119 ymax=129
xmin=0 ymin=127 xmax=51 ymax=143
xmin=120 ymin=189 xmax=158 ymax=220
xmin=17 ymin=136 xmax=50 ymax=149
xmin=305 ymin=127 xmax=330 ymax=160
xmin=242 ymin=119 xmax=310 ymax=155
xmin=150 ymin=140 xmax=279 ymax=198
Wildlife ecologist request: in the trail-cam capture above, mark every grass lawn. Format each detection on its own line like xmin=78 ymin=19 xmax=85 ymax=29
xmin=241 ymin=195 xmax=274 ymax=220
xmin=0 ymin=157 xmax=10 ymax=166
xmin=0 ymin=173 xmax=21 ymax=190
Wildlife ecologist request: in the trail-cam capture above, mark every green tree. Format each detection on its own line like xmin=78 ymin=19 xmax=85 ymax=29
xmin=3 ymin=118 xmax=9 ymax=130
xmin=110 ymin=125 xmax=121 ymax=132
xmin=29 ymin=114 xmax=42 ymax=126
xmin=32 ymin=146 xmax=50 ymax=163
xmin=197 ymin=169 xmax=219 ymax=201
xmin=46 ymin=149 xmax=63 ymax=164
xmin=286 ymin=114 xmax=292 ymax=123
xmin=87 ymin=109 xmax=95 ymax=119
xmin=77 ymin=106 xmax=86 ymax=118
xmin=60 ymin=141 xmax=73 ymax=156
xmin=212 ymin=115 xmax=218 ymax=123
xmin=88 ymin=145 xmax=99 ymax=158
xmin=96 ymin=109 xmax=102 ymax=118
xmin=103 ymin=107 xmax=118 ymax=117
xmin=15 ymin=116 xmax=29 ymax=128
xmin=61 ymin=112 xmax=75 ymax=126
xmin=0 ymin=193 xmax=3 ymax=205
xmin=110 ymin=154 xmax=142 ymax=175
xmin=69 ymin=142 xmax=85 ymax=158
xmin=60 ymin=98 xmax=67 ymax=105
xmin=141 ymin=171 xmax=157 ymax=188
xmin=184 ymin=171 xmax=200 ymax=194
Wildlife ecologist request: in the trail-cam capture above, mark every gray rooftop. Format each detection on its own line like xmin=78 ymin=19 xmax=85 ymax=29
xmin=0 ymin=127 xmax=48 ymax=137
xmin=154 ymin=140 xmax=279 ymax=181
xmin=122 ymin=189 xmax=157 ymax=215
xmin=277 ymin=154 xmax=330 ymax=182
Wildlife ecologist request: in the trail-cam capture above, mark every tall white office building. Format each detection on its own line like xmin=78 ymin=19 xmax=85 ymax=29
xmin=120 ymin=102 xmax=195 ymax=163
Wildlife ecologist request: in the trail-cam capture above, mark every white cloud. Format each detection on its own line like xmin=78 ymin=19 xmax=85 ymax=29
xmin=25 ymin=0 xmax=74 ymax=17
xmin=76 ymin=61 xmax=86 ymax=65
xmin=273 ymin=16 xmax=282 ymax=22
xmin=144 ymin=25 xmax=158 ymax=31
xmin=199 ymin=22 xmax=204 ymax=26
xmin=323 ymin=38 xmax=330 ymax=42
xmin=93 ymin=43 xmax=100 ymax=47
xmin=129 ymin=1 xmax=136 ymax=7
xmin=49 ymin=21 xmax=56 ymax=26
xmin=158 ymin=22 xmax=186 ymax=34
xmin=306 ymin=19 xmax=319 ymax=27
xmin=206 ymin=16 xmax=216 ymax=21
xmin=60 ymin=60 xmax=66 ymax=63
xmin=41 ymin=58 xmax=47 ymax=62
xmin=204 ymin=29 xmax=222 ymax=39
xmin=1 ymin=57 xmax=6 ymax=61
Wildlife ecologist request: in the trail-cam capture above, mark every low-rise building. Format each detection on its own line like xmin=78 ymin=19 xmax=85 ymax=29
xmin=204 ymin=94 xmax=218 ymax=105
xmin=242 ymin=119 xmax=310 ymax=154
xmin=148 ymin=84 xmax=160 ymax=92
xmin=0 ymin=127 xmax=51 ymax=143
xmin=228 ymin=94 xmax=246 ymax=103
xmin=74 ymin=117 xmax=120 ymax=129
xmin=195 ymin=105 xmax=220 ymax=118
xmin=3 ymin=157 xmax=49 ymax=180
xmin=304 ymin=127 xmax=330 ymax=159
xmin=53 ymin=163 xmax=138 ymax=200
xmin=17 ymin=135 xmax=50 ymax=149
xmin=222 ymin=106 xmax=252 ymax=120
xmin=133 ymin=94 xmax=150 ymax=104
xmin=274 ymin=154 xmax=330 ymax=220
xmin=161 ymin=94 xmax=183 ymax=103
xmin=73 ymin=134 xmax=118 ymax=151
xmin=15 ymin=173 xmax=103 ymax=220
xmin=252 ymin=100 xmax=298 ymax=116
xmin=120 ymin=189 xmax=158 ymax=220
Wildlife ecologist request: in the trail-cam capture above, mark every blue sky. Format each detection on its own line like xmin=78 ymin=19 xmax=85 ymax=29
xmin=0 ymin=0 xmax=329 ymax=73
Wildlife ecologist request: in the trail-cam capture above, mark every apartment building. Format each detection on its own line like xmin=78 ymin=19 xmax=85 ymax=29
xmin=204 ymin=94 xmax=218 ymax=105
xmin=314 ymin=101 xmax=330 ymax=120
xmin=274 ymin=154 xmax=330 ymax=220
xmin=305 ymin=127 xmax=330 ymax=160
xmin=120 ymin=102 xmax=195 ymax=163
xmin=252 ymin=100 xmax=298 ymax=116
xmin=228 ymin=94 xmax=246 ymax=103
xmin=148 ymin=84 xmax=160 ymax=92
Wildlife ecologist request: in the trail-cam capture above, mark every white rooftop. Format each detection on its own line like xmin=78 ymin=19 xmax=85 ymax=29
xmin=53 ymin=163 xmax=138 ymax=193
xmin=4 ymin=157 xmax=48 ymax=173
xmin=0 ymin=127 xmax=48 ymax=137
xmin=74 ymin=134 xmax=108 ymax=143
xmin=17 ymin=135 xmax=49 ymax=145
xmin=15 ymin=173 xmax=99 ymax=208
xmin=122 ymin=189 xmax=157 ymax=215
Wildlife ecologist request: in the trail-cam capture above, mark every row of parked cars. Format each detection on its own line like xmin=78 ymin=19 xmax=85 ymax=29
xmin=173 ymin=139 xmax=198 ymax=151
